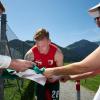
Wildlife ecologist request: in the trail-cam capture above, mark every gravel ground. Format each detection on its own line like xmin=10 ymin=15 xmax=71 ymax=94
xmin=59 ymin=81 xmax=95 ymax=100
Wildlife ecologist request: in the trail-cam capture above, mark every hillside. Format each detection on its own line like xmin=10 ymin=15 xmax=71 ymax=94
xmin=8 ymin=39 xmax=99 ymax=62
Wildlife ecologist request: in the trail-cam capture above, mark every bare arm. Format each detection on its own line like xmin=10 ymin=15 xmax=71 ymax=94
xmin=0 ymin=55 xmax=33 ymax=71
xmin=44 ymin=47 xmax=100 ymax=77
xmin=48 ymin=48 xmax=64 ymax=82
xmin=61 ymin=70 xmax=100 ymax=82
xmin=54 ymin=48 xmax=64 ymax=67
xmin=69 ymin=70 xmax=100 ymax=80
xmin=24 ymin=49 xmax=34 ymax=61
xmin=59 ymin=70 xmax=100 ymax=83
xmin=9 ymin=59 xmax=33 ymax=71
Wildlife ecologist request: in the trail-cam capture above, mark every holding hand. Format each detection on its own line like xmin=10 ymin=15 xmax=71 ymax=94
xmin=43 ymin=68 xmax=55 ymax=78
xmin=44 ymin=68 xmax=72 ymax=83
xmin=60 ymin=75 xmax=71 ymax=83
xmin=9 ymin=59 xmax=34 ymax=72
xmin=47 ymin=78 xmax=57 ymax=83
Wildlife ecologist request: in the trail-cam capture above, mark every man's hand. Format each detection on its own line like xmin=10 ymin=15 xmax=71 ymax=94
xmin=44 ymin=68 xmax=71 ymax=83
xmin=9 ymin=59 xmax=33 ymax=72
xmin=47 ymin=78 xmax=57 ymax=83
xmin=43 ymin=68 xmax=55 ymax=78
xmin=60 ymin=75 xmax=71 ymax=83
xmin=47 ymin=76 xmax=60 ymax=83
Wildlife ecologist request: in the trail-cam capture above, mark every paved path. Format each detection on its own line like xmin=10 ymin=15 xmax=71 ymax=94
xmin=59 ymin=81 xmax=95 ymax=100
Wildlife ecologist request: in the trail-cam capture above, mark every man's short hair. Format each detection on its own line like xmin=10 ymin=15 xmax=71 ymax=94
xmin=34 ymin=28 xmax=49 ymax=41
xmin=0 ymin=2 xmax=5 ymax=12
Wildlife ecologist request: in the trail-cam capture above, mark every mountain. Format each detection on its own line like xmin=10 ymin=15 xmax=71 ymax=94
xmin=8 ymin=39 xmax=31 ymax=58
xmin=95 ymin=41 xmax=100 ymax=45
xmin=65 ymin=39 xmax=99 ymax=62
xmin=25 ymin=40 xmax=35 ymax=47
xmin=8 ymin=39 xmax=99 ymax=62
xmin=53 ymin=43 xmax=82 ymax=62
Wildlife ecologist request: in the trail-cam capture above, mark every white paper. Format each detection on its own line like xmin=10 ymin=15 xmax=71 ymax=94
xmin=12 ymin=69 xmax=47 ymax=86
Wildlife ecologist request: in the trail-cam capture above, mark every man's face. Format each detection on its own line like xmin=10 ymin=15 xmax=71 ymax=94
xmin=36 ymin=38 xmax=51 ymax=54
xmin=95 ymin=17 xmax=100 ymax=27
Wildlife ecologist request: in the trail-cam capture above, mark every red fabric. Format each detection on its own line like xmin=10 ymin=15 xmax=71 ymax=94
xmin=32 ymin=43 xmax=57 ymax=68
xmin=45 ymin=89 xmax=52 ymax=100
xmin=32 ymin=43 xmax=58 ymax=100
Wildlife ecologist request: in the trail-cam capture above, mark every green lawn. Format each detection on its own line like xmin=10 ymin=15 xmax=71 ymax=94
xmin=81 ymin=75 xmax=100 ymax=92
xmin=4 ymin=79 xmax=30 ymax=100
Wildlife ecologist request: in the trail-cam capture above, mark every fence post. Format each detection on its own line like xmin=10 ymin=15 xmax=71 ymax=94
xmin=76 ymin=80 xmax=81 ymax=100
xmin=0 ymin=14 xmax=7 ymax=100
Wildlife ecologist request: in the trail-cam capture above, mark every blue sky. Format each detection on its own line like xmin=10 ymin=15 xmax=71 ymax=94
xmin=1 ymin=0 xmax=100 ymax=47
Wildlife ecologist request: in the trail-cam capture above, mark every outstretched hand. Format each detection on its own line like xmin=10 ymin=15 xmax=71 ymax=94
xmin=60 ymin=75 xmax=71 ymax=83
xmin=43 ymin=68 xmax=55 ymax=78
xmin=9 ymin=59 xmax=34 ymax=72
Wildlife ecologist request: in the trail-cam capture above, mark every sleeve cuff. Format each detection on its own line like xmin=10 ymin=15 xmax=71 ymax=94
xmin=0 ymin=55 xmax=11 ymax=68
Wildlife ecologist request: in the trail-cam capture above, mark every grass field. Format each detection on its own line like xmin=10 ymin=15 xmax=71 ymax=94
xmin=4 ymin=79 xmax=30 ymax=100
xmin=81 ymin=75 xmax=100 ymax=92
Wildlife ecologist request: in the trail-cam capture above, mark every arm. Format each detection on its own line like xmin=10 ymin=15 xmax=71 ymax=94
xmin=60 ymin=70 xmax=100 ymax=83
xmin=47 ymin=48 xmax=64 ymax=82
xmin=9 ymin=59 xmax=33 ymax=71
xmin=54 ymin=48 xmax=64 ymax=67
xmin=24 ymin=49 xmax=34 ymax=61
xmin=0 ymin=55 xmax=33 ymax=71
xmin=44 ymin=47 xmax=100 ymax=77
xmin=69 ymin=70 xmax=100 ymax=80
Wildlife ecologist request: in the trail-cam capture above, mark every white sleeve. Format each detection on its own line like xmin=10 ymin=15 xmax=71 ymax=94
xmin=0 ymin=55 xmax=11 ymax=68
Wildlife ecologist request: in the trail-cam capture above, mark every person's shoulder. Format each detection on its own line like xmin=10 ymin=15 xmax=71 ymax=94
xmin=56 ymin=48 xmax=63 ymax=56
xmin=31 ymin=45 xmax=38 ymax=51
xmin=50 ymin=43 xmax=63 ymax=56
xmin=50 ymin=43 xmax=58 ymax=49
xmin=57 ymin=47 xmax=62 ymax=53
xmin=27 ymin=49 xmax=33 ymax=54
xmin=24 ymin=49 xmax=34 ymax=60
xmin=32 ymin=44 xmax=37 ymax=48
xmin=55 ymin=47 xmax=63 ymax=60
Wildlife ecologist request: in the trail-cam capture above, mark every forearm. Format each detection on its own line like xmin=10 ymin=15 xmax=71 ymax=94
xmin=69 ymin=71 xmax=99 ymax=80
xmin=44 ymin=47 xmax=100 ymax=78
xmin=53 ymin=47 xmax=100 ymax=76
xmin=9 ymin=59 xmax=18 ymax=70
xmin=52 ymin=62 xmax=86 ymax=76
xmin=70 ymin=70 xmax=100 ymax=80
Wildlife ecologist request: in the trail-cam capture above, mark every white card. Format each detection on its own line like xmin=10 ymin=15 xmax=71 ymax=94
xmin=12 ymin=69 xmax=47 ymax=86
